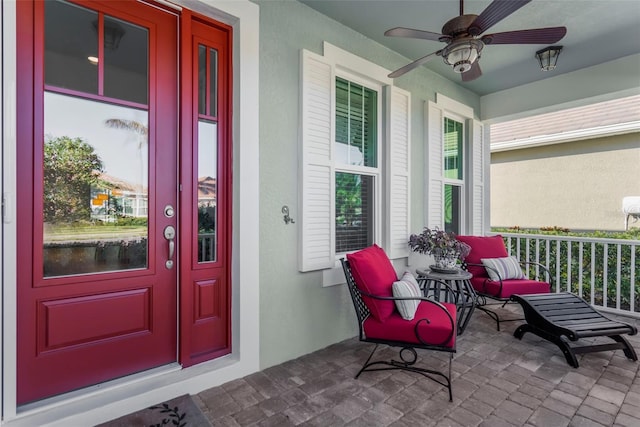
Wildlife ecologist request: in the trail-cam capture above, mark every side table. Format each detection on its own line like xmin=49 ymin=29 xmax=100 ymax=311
xmin=416 ymin=268 xmax=477 ymax=335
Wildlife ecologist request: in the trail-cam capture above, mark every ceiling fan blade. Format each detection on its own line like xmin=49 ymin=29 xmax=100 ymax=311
xmin=388 ymin=50 xmax=443 ymax=78
xmin=482 ymin=27 xmax=567 ymax=45
xmin=468 ymin=0 xmax=532 ymax=36
xmin=462 ymin=62 xmax=482 ymax=82
xmin=384 ymin=27 xmax=448 ymax=42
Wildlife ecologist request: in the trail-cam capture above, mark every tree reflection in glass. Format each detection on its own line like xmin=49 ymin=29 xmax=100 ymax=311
xmin=43 ymin=92 xmax=149 ymax=277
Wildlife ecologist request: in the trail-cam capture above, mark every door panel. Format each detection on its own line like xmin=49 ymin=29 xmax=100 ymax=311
xmin=17 ymin=0 xmax=178 ymax=404
xmin=179 ymin=17 xmax=232 ymax=366
xmin=17 ymin=0 xmax=232 ymax=404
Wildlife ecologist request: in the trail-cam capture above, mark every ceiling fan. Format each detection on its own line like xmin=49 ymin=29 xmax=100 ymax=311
xmin=385 ymin=0 xmax=567 ymax=81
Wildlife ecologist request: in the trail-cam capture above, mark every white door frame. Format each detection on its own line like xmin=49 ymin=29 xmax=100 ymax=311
xmin=1 ymin=1 xmax=260 ymax=424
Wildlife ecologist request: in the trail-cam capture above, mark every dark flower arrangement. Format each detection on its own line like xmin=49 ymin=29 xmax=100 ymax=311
xmin=408 ymin=227 xmax=471 ymax=261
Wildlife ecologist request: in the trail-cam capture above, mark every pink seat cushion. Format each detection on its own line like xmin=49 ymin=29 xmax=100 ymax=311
xmin=457 ymin=235 xmax=508 ymax=278
xmin=363 ymin=301 xmax=456 ymax=348
xmin=470 ymin=276 xmax=550 ymax=299
xmin=346 ymin=244 xmax=398 ymax=322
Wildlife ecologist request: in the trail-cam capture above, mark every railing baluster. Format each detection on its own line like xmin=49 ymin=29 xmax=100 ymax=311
xmin=556 ymin=240 xmax=561 ymax=292
xmin=590 ymin=243 xmax=596 ymax=306
xmin=578 ymin=241 xmax=583 ymax=299
xmin=632 ymin=245 xmax=636 ymax=313
xmin=535 ymin=238 xmax=540 ymax=279
xmin=567 ymin=240 xmax=572 ymax=293
xmin=546 ymin=239 xmax=552 ymax=291
xmin=616 ymin=243 xmax=622 ymax=310
xmin=603 ymin=243 xmax=608 ymax=309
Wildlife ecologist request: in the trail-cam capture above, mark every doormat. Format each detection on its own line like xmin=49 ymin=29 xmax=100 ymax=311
xmin=96 ymin=394 xmax=212 ymax=427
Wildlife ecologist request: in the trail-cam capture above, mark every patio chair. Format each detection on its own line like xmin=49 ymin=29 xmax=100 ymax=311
xmin=341 ymin=244 xmax=457 ymax=401
xmin=456 ymin=235 xmax=551 ymax=331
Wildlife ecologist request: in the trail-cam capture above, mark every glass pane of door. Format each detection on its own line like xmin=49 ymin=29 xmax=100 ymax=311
xmin=104 ymin=16 xmax=148 ymax=104
xmin=45 ymin=0 xmax=98 ymax=93
xmin=43 ymin=92 xmax=149 ymax=277
xmin=197 ymin=45 xmax=219 ymax=263
xmin=197 ymin=120 xmax=217 ymax=263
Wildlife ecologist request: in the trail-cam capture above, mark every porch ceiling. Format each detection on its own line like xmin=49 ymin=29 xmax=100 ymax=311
xmin=299 ymin=0 xmax=640 ymax=96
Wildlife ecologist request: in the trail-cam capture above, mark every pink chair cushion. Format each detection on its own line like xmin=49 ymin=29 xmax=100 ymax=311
xmin=363 ymin=301 xmax=456 ymax=348
xmin=457 ymin=235 xmax=508 ymax=278
xmin=469 ymin=276 xmax=550 ymax=299
xmin=346 ymin=244 xmax=398 ymax=322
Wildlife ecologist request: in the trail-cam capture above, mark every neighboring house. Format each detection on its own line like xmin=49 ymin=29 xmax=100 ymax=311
xmin=92 ymin=173 xmax=148 ymax=220
xmin=490 ymin=96 xmax=640 ymax=231
xmin=0 ymin=1 xmax=639 ymax=425
xmin=197 ymin=176 xmax=217 ymax=207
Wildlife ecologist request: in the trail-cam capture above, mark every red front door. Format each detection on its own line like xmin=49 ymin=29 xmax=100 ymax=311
xmin=17 ymin=0 xmax=179 ymax=404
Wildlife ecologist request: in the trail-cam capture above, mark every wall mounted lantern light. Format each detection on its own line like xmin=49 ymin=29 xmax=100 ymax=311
xmin=535 ymin=45 xmax=563 ymax=71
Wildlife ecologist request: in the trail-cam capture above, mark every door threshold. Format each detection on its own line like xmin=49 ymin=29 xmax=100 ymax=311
xmin=18 ymin=363 xmax=182 ymax=415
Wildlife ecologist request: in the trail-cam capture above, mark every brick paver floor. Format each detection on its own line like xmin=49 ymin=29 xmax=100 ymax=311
xmin=194 ymin=304 xmax=640 ymax=426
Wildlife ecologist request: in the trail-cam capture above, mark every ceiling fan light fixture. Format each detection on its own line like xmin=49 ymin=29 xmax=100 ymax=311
xmin=536 ymin=45 xmax=563 ymax=71
xmin=442 ymin=39 xmax=483 ymax=73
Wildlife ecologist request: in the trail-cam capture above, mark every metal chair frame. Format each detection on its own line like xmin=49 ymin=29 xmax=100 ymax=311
xmin=341 ymin=259 xmax=457 ymax=401
xmin=462 ymin=260 xmax=552 ymax=331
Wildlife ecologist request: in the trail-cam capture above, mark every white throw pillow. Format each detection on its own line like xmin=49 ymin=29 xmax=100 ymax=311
xmin=481 ymin=256 xmax=525 ymax=281
xmin=392 ymin=271 xmax=422 ymax=320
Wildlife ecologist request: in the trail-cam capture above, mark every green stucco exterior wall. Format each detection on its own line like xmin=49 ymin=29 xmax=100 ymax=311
xmin=255 ymin=0 xmax=480 ymax=369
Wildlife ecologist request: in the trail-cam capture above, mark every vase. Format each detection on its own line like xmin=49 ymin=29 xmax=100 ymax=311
xmin=433 ymin=249 xmax=459 ymax=270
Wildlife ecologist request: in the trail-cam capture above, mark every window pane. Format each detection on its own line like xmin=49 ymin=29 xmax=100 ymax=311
xmin=335 ymin=172 xmax=374 ymax=253
xmin=198 ymin=45 xmax=206 ymax=115
xmin=209 ymin=48 xmax=218 ymax=117
xmin=444 ymin=117 xmax=463 ymax=180
xmin=43 ymin=92 xmax=148 ymax=277
xmin=45 ymin=0 xmax=98 ymax=93
xmin=335 ymin=78 xmax=377 ymax=167
xmin=104 ymin=16 xmax=148 ymax=104
xmin=444 ymin=184 xmax=461 ymax=234
xmin=197 ymin=46 xmax=218 ymax=116
xmin=197 ymin=120 xmax=218 ymax=263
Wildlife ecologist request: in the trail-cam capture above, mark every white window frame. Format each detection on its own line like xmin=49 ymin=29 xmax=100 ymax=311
xmin=299 ymin=42 xmax=411 ymax=285
xmin=442 ymin=112 xmax=466 ymax=233
xmin=427 ymin=94 xmax=486 ymax=235
xmin=334 ymin=70 xmax=383 ymax=256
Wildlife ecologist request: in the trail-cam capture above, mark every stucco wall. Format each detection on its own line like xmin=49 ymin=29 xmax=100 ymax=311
xmin=255 ymin=0 xmax=480 ymax=369
xmin=490 ymin=132 xmax=640 ymax=231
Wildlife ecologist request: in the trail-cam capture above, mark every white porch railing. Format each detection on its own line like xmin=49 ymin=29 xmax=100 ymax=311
xmin=198 ymin=232 xmax=216 ymax=262
xmin=499 ymin=233 xmax=640 ymax=318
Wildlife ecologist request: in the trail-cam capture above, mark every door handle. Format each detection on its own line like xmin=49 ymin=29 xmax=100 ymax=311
xmin=164 ymin=225 xmax=176 ymax=269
